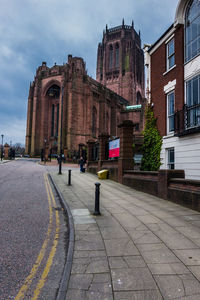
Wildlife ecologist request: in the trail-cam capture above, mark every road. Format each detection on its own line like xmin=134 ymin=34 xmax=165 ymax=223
xmin=0 ymin=159 xmax=68 ymax=300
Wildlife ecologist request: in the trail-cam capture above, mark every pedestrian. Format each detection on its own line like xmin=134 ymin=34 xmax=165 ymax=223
xmin=78 ymin=156 xmax=85 ymax=173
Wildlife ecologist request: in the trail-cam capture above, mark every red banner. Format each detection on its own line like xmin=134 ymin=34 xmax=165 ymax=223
xmin=109 ymin=139 xmax=120 ymax=158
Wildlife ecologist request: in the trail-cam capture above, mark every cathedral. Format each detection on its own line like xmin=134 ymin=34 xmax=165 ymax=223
xmin=97 ymin=20 xmax=144 ymax=104
xmin=25 ymin=21 xmax=144 ymax=158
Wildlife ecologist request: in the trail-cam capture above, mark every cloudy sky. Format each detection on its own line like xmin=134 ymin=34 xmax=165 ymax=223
xmin=0 ymin=0 xmax=179 ymax=146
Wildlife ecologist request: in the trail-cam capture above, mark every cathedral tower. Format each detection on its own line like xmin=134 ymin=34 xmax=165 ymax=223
xmin=96 ymin=20 xmax=145 ymax=105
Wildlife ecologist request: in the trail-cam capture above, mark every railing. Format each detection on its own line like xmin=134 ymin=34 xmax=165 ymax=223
xmin=107 ymin=25 xmax=132 ymax=33
xmin=108 ymin=25 xmax=122 ymax=32
xmin=175 ymin=103 xmax=200 ymax=135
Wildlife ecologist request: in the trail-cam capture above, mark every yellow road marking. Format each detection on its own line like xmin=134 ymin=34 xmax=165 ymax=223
xmin=15 ymin=174 xmax=53 ymax=300
xmin=31 ymin=175 xmax=60 ymax=300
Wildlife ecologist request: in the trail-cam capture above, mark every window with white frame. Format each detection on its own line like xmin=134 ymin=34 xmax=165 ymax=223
xmin=185 ymin=0 xmax=200 ymax=62
xmin=186 ymin=74 xmax=200 ymax=128
xmin=167 ymin=148 xmax=175 ymax=170
xmin=166 ymin=39 xmax=175 ymax=70
xmin=167 ymin=91 xmax=175 ymax=133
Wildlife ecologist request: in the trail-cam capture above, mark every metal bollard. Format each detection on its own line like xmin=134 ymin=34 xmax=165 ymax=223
xmin=94 ymin=182 xmax=101 ymax=215
xmin=68 ymin=169 xmax=71 ymax=186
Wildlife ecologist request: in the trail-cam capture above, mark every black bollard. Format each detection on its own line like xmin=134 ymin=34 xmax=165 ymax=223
xmin=94 ymin=182 xmax=101 ymax=215
xmin=58 ymin=156 xmax=62 ymax=175
xmin=68 ymin=169 xmax=71 ymax=186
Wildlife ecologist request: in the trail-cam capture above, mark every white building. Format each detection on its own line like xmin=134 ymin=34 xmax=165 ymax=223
xmin=145 ymin=0 xmax=200 ymax=180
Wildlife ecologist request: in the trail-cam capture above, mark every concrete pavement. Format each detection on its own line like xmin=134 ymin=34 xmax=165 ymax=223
xmin=51 ymin=169 xmax=200 ymax=300
xmin=0 ymin=159 xmax=10 ymax=164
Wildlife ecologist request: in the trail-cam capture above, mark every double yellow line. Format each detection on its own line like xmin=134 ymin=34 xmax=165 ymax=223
xmin=15 ymin=174 xmax=60 ymax=300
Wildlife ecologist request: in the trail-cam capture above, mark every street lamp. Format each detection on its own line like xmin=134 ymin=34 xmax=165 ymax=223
xmin=1 ymin=134 xmax=4 ymax=161
xmin=58 ymin=85 xmax=64 ymax=175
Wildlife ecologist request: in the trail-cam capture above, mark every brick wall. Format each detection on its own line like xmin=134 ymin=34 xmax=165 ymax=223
xmin=26 ymin=56 xmax=128 ymax=156
xmin=151 ymin=25 xmax=184 ymax=136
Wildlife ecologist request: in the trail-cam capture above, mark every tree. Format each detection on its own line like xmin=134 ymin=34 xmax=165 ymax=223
xmin=141 ymin=105 xmax=162 ymax=171
xmin=13 ymin=143 xmax=25 ymax=156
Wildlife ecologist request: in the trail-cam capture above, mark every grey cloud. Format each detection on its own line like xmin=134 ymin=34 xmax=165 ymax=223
xmin=0 ymin=0 xmax=179 ymax=144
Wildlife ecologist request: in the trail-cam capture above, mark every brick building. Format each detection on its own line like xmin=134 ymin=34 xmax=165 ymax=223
xmin=145 ymin=0 xmax=200 ymax=179
xmin=25 ymin=55 xmax=130 ymax=157
xmin=25 ymin=22 xmax=145 ymax=158
xmin=96 ymin=20 xmax=145 ymax=105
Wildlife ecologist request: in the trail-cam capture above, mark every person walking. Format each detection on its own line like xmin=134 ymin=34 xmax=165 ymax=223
xmin=78 ymin=156 xmax=85 ymax=173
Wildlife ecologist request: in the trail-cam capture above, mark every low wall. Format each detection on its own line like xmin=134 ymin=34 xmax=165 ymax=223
xmin=87 ymin=160 xmax=200 ymax=212
xmin=122 ymin=170 xmax=200 ymax=212
xmin=87 ymin=161 xmax=98 ymax=175
xmin=100 ymin=160 xmax=118 ymax=182
xmin=123 ymin=170 xmax=158 ymax=196
xmin=88 ymin=160 xmax=118 ymax=181
xmin=169 ymin=178 xmax=200 ymax=211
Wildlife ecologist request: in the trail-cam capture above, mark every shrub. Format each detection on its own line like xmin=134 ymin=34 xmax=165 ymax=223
xmin=141 ymin=105 xmax=162 ymax=171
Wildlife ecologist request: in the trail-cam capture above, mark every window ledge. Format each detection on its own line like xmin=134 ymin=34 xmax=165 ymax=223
xmin=175 ymin=126 xmax=200 ymax=137
xmin=163 ymin=132 xmax=175 ymax=139
xmin=163 ymin=64 xmax=176 ymax=76
xmin=184 ymin=53 xmax=200 ymax=66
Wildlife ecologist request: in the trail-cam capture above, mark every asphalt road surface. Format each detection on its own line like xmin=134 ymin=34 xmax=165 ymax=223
xmin=0 ymin=159 xmax=68 ymax=300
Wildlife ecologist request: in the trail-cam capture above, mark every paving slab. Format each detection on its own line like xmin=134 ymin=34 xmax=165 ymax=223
xmin=50 ymin=170 xmax=200 ymax=300
xmin=148 ymin=262 xmax=190 ymax=275
xmin=154 ymin=273 xmax=200 ymax=299
xmin=174 ymin=249 xmax=200 ymax=265
xmin=111 ymin=267 xmax=157 ymax=291
xmin=114 ymin=290 xmax=163 ymax=300
xmin=104 ymin=238 xmax=139 ymax=256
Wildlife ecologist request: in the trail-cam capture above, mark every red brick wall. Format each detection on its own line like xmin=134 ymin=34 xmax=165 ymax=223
xmin=151 ymin=25 xmax=184 ymax=136
xmin=26 ymin=57 xmax=127 ymax=156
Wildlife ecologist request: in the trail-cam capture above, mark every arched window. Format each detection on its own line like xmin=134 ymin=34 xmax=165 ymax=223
xmin=51 ymin=104 xmax=55 ymax=136
xmin=106 ymin=112 xmax=109 ymax=133
xmin=47 ymin=85 xmax=60 ymax=98
xmin=109 ymin=45 xmax=113 ymax=69
xmin=185 ymin=0 xmax=200 ymax=62
xmin=115 ymin=43 xmax=119 ymax=68
xmin=56 ymin=104 xmax=59 ymax=137
xmin=92 ymin=106 xmax=97 ymax=137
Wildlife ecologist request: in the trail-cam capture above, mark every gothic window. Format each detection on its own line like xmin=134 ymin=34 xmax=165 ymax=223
xmin=56 ymin=104 xmax=59 ymax=137
xmin=109 ymin=45 xmax=113 ymax=69
xmin=51 ymin=105 xmax=55 ymax=136
xmin=115 ymin=43 xmax=119 ymax=68
xmin=47 ymin=85 xmax=60 ymax=98
xmin=125 ymin=54 xmax=130 ymax=72
xmin=185 ymin=0 xmax=200 ymax=62
xmin=136 ymin=49 xmax=142 ymax=83
xmin=92 ymin=106 xmax=97 ymax=137
xmin=106 ymin=112 xmax=109 ymax=133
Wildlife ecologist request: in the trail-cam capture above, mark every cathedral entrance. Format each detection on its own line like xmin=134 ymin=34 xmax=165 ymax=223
xmin=44 ymin=84 xmax=60 ymax=155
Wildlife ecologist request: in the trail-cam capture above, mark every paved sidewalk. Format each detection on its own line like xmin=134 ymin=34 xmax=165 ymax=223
xmin=0 ymin=159 xmax=10 ymax=164
xmin=40 ymin=160 xmax=79 ymax=168
xmin=51 ymin=169 xmax=200 ymax=300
